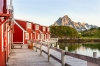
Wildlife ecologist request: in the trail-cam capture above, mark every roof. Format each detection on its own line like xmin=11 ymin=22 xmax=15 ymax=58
xmin=14 ymin=20 xmax=26 ymax=32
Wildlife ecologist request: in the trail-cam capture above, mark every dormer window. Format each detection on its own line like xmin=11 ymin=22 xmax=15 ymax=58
xmin=36 ymin=25 xmax=39 ymax=30
xmin=43 ymin=27 xmax=45 ymax=31
xmin=48 ymin=27 xmax=50 ymax=32
xmin=27 ymin=23 xmax=31 ymax=29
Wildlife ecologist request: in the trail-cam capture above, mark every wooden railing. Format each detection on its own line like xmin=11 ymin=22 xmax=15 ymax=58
xmin=34 ymin=43 xmax=100 ymax=66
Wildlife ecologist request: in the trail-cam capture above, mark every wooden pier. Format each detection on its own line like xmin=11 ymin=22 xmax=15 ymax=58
xmin=7 ymin=41 xmax=100 ymax=66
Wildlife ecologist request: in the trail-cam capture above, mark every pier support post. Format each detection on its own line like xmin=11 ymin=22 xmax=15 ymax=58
xmin=93 ymin=52 xmax=97 ymax=58
xmin=40 ymin=43 xmax=42 ymax=56
xmin=57 ymin=45 xmax=59 ymax=49
xmin=48 ymin=44 xmax=50 ymax=62
xmin=61 ymin=50 xmax=65 ymax=66
xmin=65 ymin=47 xmax=68 ymax=52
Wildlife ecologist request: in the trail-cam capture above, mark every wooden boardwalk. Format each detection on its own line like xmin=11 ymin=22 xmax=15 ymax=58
xmin=7 ymin=44 xmax=99 ymax=66
xmin=7 ymin=45 xmax=60 ymax=66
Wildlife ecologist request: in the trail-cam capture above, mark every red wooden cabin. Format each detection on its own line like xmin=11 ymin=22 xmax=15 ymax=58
xmin=39 ymin=25 xmax=51 ymax=41
xmin=33 ymin=23 xmax=41 ymax=40
xmin=13 ymin=20 xmax=34 ymax=44
xmin=0 ymin=0 xmax=13 ymax=66
xmin=13 ymin=19 xmax=51 ymax=44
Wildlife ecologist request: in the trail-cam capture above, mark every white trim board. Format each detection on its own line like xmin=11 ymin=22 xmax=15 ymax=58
xmin=23 ymin=31 xmax=24 ymax=44
xmin=14 ymin=20 xmax=26 ymax=32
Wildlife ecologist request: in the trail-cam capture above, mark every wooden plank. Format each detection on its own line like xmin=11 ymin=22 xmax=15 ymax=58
xmin=65 ymin=52 xmax=99 ymax=64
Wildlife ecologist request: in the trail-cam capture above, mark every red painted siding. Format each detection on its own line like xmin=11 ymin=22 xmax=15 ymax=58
xmin=29 ymin=33 xmax=31 ymax=39
xmin=0 ymin=25 xmax=5 ymax=66
xmin=24 ymin=32 xmax=27 ymax=44
xmin=32 ymin=23 xmax=35 ymax=31
xmin=32 ymin=33 xmax=35 ymax=39
xmin=13 ymin=24 xmax=23 ymax=43
xmin=15 ymin=20 xmax=26 ymax=30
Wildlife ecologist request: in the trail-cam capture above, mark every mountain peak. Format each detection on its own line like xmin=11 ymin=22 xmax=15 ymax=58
xmin=52 ymin=15 xmax=98 ymax=31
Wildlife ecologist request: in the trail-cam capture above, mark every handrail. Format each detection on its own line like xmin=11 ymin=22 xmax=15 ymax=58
xmin=43 ymin=44 xmax=99 ymax=64
xmin=34 ymin=43 xmax=71 ymax=66
xmin=34 ymin=43 xmax=100 ymax=66
xmin=65 ymin=52 xmax=99 ymax=64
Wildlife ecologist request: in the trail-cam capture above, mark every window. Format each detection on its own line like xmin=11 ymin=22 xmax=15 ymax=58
xmin=35 ymin=25 xmax=39 ymax=30
xmin=27 ymin=23 xmax=31 ymax=29
xmin=25 ymin=33 xmax=29 ymax=39
xmin=48 ymin=27 xmax=50 ymax=32
xmin=43 ymin=27 xmax=45 ymax=31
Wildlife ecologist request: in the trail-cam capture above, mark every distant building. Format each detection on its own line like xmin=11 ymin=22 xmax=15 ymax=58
xmin=13 ymin=19 xmax=50 ymax=44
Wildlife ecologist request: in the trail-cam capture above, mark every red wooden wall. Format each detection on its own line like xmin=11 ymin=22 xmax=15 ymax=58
xmin=16 ymin=20 xmax=26 ymax=30
xmin=13 ymin=24 xmax=23 ymax=43
xmin=0 ymin=25 xmax=5 ymax=66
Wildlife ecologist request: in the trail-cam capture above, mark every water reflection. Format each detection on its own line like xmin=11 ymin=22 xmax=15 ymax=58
xmin=58 ymin=43 xmax=100 ymax=57
xmin=82 ymin=43 xmax=100 ymax=50
xmin=58 ymin=43 xmax=81 ymax=51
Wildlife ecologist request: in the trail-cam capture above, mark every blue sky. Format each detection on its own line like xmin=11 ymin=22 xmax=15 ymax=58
xmin=13 ymin=0 xmax=100 ymax=26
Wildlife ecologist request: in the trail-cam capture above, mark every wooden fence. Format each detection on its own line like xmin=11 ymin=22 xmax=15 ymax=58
xmin=34 ymin=42 xmax=100 ymax=66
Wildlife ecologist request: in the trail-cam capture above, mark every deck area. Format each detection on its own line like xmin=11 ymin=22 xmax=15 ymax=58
xmin=7 ymin=44 xmax=98 ymax=66
xmin=7 ymin=45 xmax=60 ymax=66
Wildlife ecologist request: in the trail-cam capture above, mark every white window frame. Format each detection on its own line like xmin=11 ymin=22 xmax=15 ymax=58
xmin=27 ymin=23 xmax=32 ymax=29
xmin=25 ymin=33 xmax=29 ymax=39
xmin=43 ymin=27 xmax=45 ymax=31
xmin=48 ymin=27 xmax=50 ymax=32
xmin=35 ymin=25 xmax=39 ymax=30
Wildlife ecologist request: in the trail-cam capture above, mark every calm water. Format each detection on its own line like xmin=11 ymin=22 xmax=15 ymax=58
xmin=58 ymin=43 xmax=100 ymax=58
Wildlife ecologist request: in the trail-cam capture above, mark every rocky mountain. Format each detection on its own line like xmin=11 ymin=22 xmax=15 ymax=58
xmin=52 ymin=15 xmax=98 ymax=31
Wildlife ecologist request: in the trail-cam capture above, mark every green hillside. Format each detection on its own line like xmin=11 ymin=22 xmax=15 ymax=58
xmin=81 ymin=27 xmax=100 ymax=38
xmin=50 ymin=26 xmax=80 ymax=38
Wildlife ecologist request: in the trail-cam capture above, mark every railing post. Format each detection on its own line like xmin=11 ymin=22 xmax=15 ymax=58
xmin=99 ymin=57 xmax=100 ymax=66
xmin=93 ymin=52 xmax=97 ymax=58
xmin=65 ymin=47 xmax=68 ymax=52
xmin=40 ymin=43 xmax=42 ymax=56
xmin=52 ymin=44 xmax=54 ymax=47
xmin=48 ymin=44 xmax=50 ymax=62
xmin=61 ymin=50 xmax=65 ymax=66
xmin=55 ymin=42 xmax=56 ymax=46
xmin=75 ymin=50 xmax=77 ymax=54
xmin=36 ymin=43 xmax=37 ymax=52
xmin=57 ymin=45 xmax=59 ymax=49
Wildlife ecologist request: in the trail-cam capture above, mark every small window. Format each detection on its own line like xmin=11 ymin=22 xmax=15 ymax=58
xmin=27 ymin=23 xmax=31 ymax=29
xmin=48 ymin=27 xmax=50 ymax=32
xmin=25 ymin=33 xmax=29 ymax=39
xmin=43 ymin=27 xmax=45 ymax=31
xmin=35 ymin=25 xmax=39 ymax=30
